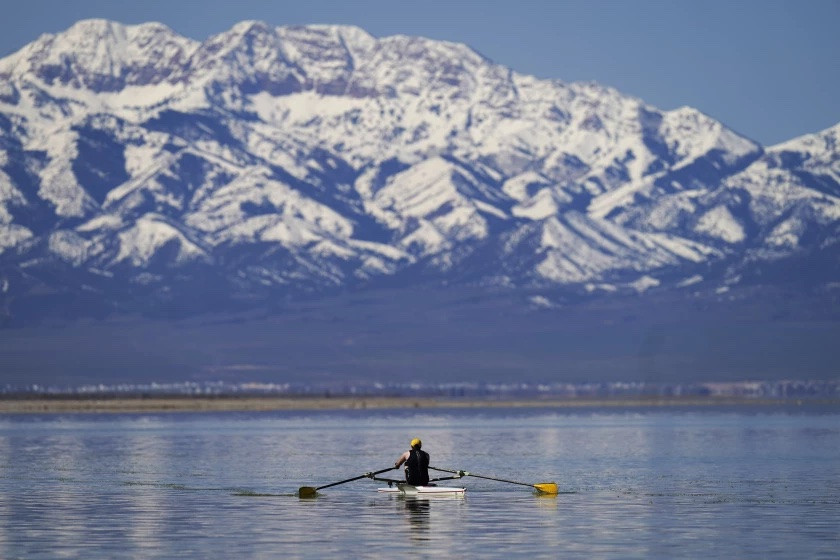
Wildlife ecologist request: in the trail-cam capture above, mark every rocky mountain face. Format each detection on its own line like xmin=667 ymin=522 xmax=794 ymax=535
xmin=0 ymin=19 xmax=838 ymax=323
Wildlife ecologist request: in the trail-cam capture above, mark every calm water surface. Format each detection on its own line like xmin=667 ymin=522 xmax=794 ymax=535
xmin=1 ymin=406 xmax=838 ymax=559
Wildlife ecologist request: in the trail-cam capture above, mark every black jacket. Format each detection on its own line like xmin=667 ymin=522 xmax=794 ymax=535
xmin=404 ymin=448 xmax=430 ymax=486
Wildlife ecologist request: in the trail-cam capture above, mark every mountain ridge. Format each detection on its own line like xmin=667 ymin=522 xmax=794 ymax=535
xmin=0 ymin=19 xmax=838 ymax=326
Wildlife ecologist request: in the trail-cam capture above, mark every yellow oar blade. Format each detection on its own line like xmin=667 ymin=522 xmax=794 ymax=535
xmin=533 ymin=482 xmax=558 ymax=494
xmin=298 ymin=486 xmax=317 ymax=498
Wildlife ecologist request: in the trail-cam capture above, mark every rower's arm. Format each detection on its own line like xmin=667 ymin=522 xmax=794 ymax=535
xmin=394 ymin=451 xmax=410 ymax=468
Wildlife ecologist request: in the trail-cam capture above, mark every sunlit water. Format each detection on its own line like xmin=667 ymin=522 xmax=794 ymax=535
xmin=1 ymin=406 xmax=838 ymax=559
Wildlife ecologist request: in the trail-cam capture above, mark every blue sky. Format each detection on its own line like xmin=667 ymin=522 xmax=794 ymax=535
xmin=2 ymin=0 xmax=838 ymax=146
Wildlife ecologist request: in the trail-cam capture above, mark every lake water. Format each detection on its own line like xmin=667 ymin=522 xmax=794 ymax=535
xmin=1 ymin=406 xmax=838 ymax=559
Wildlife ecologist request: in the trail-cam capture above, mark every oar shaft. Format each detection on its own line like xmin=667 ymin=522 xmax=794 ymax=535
xmin=463 ymin=473 xmax=533 ymax=487
xmin=429 ymin=466 xmax=532 ymax=487
xmin=315 ymin=467 xmax=395 ymax=491
xmin=315 ymin=474 xmax=367 ymax=491
xmin=429 ymin=466 xmax=558 ymax=495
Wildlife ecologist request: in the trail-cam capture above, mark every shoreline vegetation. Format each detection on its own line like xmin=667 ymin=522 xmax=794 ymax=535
xmin=1 ymin=395 xmax=837 ymax=414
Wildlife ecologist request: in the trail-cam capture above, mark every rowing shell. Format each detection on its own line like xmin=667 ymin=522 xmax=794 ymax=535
xmin=377 ymin=484 xmax=465 ymax=496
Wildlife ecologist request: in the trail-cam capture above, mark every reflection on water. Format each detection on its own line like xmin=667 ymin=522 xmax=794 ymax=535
xmin=0 ymin=408 xmax=838 ymax=558
xmin=401 ymin=497 xmax=431 ymax=539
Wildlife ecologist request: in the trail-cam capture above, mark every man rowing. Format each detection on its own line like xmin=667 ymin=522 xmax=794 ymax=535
xmin=394 ymin=437 xmax=430 ymax=486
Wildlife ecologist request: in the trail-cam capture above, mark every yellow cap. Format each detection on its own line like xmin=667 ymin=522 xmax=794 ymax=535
xmin=410 ymin=438 xmax=422 ymax=449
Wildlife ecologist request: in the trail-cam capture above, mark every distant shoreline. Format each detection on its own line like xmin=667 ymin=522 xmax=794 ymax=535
xmin=1 ymin=395 xmax=837 ymax=414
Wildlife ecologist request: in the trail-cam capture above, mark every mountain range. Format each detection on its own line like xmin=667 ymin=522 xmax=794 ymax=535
xmin=0 ymin=20 xmax=838 ymax=389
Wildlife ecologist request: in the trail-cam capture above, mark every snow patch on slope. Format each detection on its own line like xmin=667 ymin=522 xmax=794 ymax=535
xmin=114 ymin=215 xmax=206 ymax=266
xmin=695 ymin=205 xmax=746 ymax=243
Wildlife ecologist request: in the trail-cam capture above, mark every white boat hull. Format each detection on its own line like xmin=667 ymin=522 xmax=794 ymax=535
xmin=377 ymin=484 xmax=466 ymax=496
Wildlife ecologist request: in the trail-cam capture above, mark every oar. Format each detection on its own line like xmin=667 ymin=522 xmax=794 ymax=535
xmin=430 ymin=466 xmax=558 ymax=494
xmin=298 ymin=467 xmax=395 ymax=497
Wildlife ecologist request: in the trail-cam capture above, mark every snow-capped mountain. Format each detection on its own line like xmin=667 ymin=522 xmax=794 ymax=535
xmin=0 ymin=19 xmax=838 ymax=320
